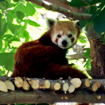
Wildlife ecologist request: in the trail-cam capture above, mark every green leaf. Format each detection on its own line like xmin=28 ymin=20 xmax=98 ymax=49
xmin=86 ymin=6 xmax=102 ymax=30
xmin=7 ymin=12 xmax=14 ymax=23
xmin=0 ymin=13 xmax=2 ymax=36
xmin=85 ymin=6 xmax=97 ymax=14
xmin=2 ymin=23 xmax=7 ymax=35
xmin=0 ymin=53 xmax=15 ymax=71
xmin=85 ymin=0 xmax=100 ymax=5
xmin=2 ymin=34 xmax=13 ymax=40
xmin=0 ymin=39 xmax=2 ymax=49
xmin=16 ymin=11 xmax=25 ymax=21
xmin=14 ymin=3 xmax=25 ymax=14
xmin=79 ymin=35 xmax=87 ymax=43
xmin=28 ymin=19 xmax=40 ymax=27
xmin=7 ymin=23 xmax=26 ymax=35
xmin=80 ymin=20 xmax=88 ymax=29
xmin=0 ymin=1 xmax=7 ymax=10
xmin=93 ymin=8 xmax=105 ymax=34
xmin=0 ymin=0 xmax=5 ymax=1
xmin=88 ymin=3 xmax=104 ymax=24
xmin=79 ymin=39 xmax=87 ymax=43
xmin=23 ymin=30 xmax=30 ymax=42
xmin=1 ymin=34 xmax=20 ymax=43
xmin=84 ymin=57 xmax=91 ymax=70
xmin=68 ymin=0 xmax=88 ymax=7
xmin=84 ymin=48 xmax=90 ymax=57
xmin=13 ymin=0 xmax=19 ymax=2
xmin=0 ymin=68 xmax=6 ymax=76
xmin=25 ymin=2 xmax=36 ymax=16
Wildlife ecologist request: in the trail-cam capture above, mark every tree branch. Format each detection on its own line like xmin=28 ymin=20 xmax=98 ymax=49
xmin=28 ymin=0 xmax=92 ymax=20
xmin=0 ymin=89 xmax=105 ymax=104
xmin=1 ymin=76 xmax=105 ymax=104
xmin=45 ymin=0 xmax=88 ymax=13
xmin=67 ymin=53 xmax=84 ymax=60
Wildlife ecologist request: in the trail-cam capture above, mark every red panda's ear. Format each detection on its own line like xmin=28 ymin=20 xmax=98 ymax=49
xmin=74 ymin=20 xmax=80 ymax=27
xmin=47 ymin=19 xmax=56 ymax=27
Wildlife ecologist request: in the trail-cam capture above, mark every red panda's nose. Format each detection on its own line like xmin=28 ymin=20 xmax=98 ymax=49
xmin=62 ymin=40 xmax=67 ymax=46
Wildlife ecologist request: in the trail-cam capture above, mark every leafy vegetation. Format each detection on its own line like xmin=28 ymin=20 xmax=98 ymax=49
xmin=68 ymin=0 xmax=105 ymax=35
xmin=0 ymin=0 xmax=43 ymax=76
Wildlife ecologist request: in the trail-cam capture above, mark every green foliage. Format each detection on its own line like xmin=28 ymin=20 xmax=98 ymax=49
xmin=93 ymin=8 xmax=105 ymax=34
xmin=0 ymin=0 xmax=42 ymax=76
xmin=84 ymin=48 xmax=91 ymax=70
xmin=78 ymin=33 xmax=91 ymax=71
xmin=84 ymin=48 xmax=90 ymax=58
xmin=68 ymin=0 xmax=101 ymax=7
xmin=68 ymin=0 xmax=88 ymax=7
xmin=79 ymin=35 xmax=87 ymax=43
xmin=68 ymin=0 xmax=105 ymax=35
xmin=84 ymin=57 xmax=92 ymax=70
xmin=0 ymin=53 xmax=14 ymax=71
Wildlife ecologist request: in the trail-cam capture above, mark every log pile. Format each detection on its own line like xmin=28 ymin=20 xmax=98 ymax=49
xmin=0 ymin=76 xmax=104 ymax=94
xmin=1 ymin=76 xmax=105 ymax=104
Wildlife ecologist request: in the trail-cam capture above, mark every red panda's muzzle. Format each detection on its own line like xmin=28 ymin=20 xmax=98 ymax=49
xmin=62 ymin=40 xmax=68 ymax=47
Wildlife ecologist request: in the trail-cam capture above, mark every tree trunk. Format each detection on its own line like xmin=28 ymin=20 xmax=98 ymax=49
xmin=87 ymin=25 xmax=105 ymax=79
xmin=90 ymin=38 xmax=105 ymax=79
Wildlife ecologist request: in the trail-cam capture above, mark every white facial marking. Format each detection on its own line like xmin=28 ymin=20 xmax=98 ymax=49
xmin=59 ymin=31 xmax=63 ymax=35
xmin=67 ymin=31 xmax=71 ymax=34
xmin=58 ymin=36 xmax=72 ymax=49
xmin=51 ymin=33 xmax=57 ymax=44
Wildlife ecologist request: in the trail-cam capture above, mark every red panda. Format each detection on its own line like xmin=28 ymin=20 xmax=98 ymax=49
xmin=11 ymin=19 xmax=87 ymax=79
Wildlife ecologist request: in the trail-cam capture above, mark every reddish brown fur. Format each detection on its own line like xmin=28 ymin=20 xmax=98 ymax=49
xmin=11 ymin=21 xmax=87 ymax=79
xmin=51 ymin=21 xmax=80 ymax=38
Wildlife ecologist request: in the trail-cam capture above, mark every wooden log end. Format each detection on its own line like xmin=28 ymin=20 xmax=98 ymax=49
xmin=68 ymin=85 xmax=75 ymax=93
xmin=14 ymin=77 xmax=23 ymax=88
xmin=53 ymin=82 xmax=61 ymax=91
xmin=70 ymin=78 xmax=82 ymax=88
xmin=30 ymin=80 xmax=39 ymax=90
xmin=0 ymin=80 xmax=8 ymax=92
xmin=4 ymin=80 xmax=15 ymax=91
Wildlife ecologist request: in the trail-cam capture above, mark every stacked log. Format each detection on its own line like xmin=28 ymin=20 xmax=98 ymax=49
xmin=0 ymin=77 xmax=104 ymax=95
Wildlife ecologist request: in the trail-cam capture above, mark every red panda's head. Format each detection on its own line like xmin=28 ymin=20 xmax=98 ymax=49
xmin=47 ymin=19 xmax=81 ymax=49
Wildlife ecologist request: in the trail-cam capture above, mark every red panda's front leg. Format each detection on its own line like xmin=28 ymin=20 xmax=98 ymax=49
xmin=44 ymin=63 xmax=87 ymax=79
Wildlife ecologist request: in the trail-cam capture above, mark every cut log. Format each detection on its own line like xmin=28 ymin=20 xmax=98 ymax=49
xmin=70 ymin=78 xmax=82 ymax=88
xmin=95 ymin=81 xmax=101 ymax=89
xmin=88 ymin=81 xmax=101 ymax=92
xmin=61 ymin=81 xmax=69 ymax=92
xmin=22 ymin=80 xmax=30 ymax=90
xmin=83 ymin=78 xmax=90 ymax=87
xmin=39 ymin=79 xmax=50 ymax=89
xmin=14 ymin=77 xmax=23 ymax=88
xmin=50 ymin=81 xmax=61 ymax=91
xmin=81 ymin=78 xmax=90 ymax=88
xmin=0 ymin=80 xmax=8 ymax=92
xmin=4 ymin=80 xmax=15 ymax=91
xmin=30 ymin=79 xmax=39 ymax=90
xmin=68 ymin=84 xmax=75 ymax=93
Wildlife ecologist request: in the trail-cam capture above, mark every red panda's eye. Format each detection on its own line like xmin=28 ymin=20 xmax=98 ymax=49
xmin=57 ymin=34 xmax=61 ymax=38
xmin=68 ymin=34 xmax=72 ymax=37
